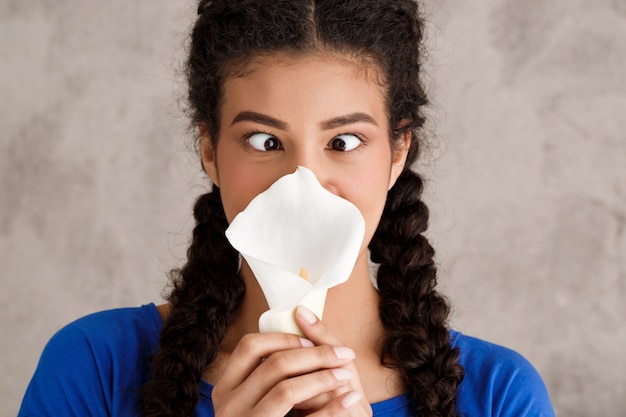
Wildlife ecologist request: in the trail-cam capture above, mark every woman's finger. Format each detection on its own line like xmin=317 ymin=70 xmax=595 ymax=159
xmin=212 ymin=332 xmax=312 ymax=413
xmin=295 ymin=305 xmax=373 ymax=416
xmin=295 ymin=305 xmax=343 ymax=346
xmin=224 ymin=343 xmax=355 ymax=408
xmin=215 ymin=332 xmax=310 ymax=392
xmin=303 ymin=390 xmax=364 ymax=417
xmin=253 ymin=367 xmax=354 ymax=416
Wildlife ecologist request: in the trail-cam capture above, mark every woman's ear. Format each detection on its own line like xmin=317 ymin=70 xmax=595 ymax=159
xmin=388 ymin=129 xmax=411 ymax=190
xmin=199 ymin=123 xmax=220 ymax=187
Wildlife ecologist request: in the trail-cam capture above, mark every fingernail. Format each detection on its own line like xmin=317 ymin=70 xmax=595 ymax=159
xmin=297 ymin=305 xmax=318 ymax=324
xmin=299 ymin=337 xmax=314 ymax=348
xmin=331 ymin=368 xmax=353 ymax=381
xmin=341 ymin=391 xmax=362 ymax=409
xmin=333 ymin=346 xmax=355 ymax=360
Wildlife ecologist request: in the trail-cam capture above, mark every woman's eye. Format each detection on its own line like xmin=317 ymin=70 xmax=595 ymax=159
xmin=247 ymin=133 xmax=282 ymax=151
xmin=329 ymin=134 xmax=362 ymax=152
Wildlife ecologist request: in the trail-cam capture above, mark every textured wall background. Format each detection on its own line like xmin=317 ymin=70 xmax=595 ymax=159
xmin=1 ymin=0 xmax=624 ymax=415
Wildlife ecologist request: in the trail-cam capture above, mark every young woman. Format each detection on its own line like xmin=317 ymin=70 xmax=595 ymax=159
xmin=19 ymin=1 xmax=555 ymax=416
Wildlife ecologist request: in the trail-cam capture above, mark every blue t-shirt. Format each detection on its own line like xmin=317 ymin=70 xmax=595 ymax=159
xmin=18 ymin=304 xmax=555 ymax=416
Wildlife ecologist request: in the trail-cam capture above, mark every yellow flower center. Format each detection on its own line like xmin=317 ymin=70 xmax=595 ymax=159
xmin=298 ymin=268 xmax=309 ymax=281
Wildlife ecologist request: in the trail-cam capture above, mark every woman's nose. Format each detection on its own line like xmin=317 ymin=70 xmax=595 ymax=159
xmin=290 ymin=149 xmax=339 ymax=195
xmin=291 ymin=148 xmax=317 ymax=174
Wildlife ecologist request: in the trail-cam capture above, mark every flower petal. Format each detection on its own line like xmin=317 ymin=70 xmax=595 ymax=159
xmin=259 ymin=288 xmax=327 ymax=335
xmin=225 ymin=166 xmax=365 ymax=333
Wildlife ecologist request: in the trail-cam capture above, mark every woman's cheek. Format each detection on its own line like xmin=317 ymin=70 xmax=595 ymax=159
xmin=219 ymin=170 xmax=283 ymax=223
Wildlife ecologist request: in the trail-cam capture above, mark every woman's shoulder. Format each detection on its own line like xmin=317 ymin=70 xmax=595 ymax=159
xmin=450 ymin=329 xmax=531 ymax=366
xmin=450 ymin=330 xmax=555 ymax=417
xmin=42 ymin=303 xmax=164 ymax=380
xmin=18 ymin=304 xmax=164 ymax=416
xmin=60 ymin=303 xmax=163 ymax=341
xmin=44 ymin=303 xmax=164 ymax=359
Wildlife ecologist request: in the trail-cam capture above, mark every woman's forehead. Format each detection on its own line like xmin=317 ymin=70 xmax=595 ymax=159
xmin=225 ymin=50 xmax=386 ymax=88
xmin=220 ymin=53 xmax=388 ymax=122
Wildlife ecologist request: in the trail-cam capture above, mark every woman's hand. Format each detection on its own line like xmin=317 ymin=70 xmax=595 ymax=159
xmin=292 ymin=306 xmax=373 ymax=417
xmin=211 ymin=306 xmax=373 ymax=417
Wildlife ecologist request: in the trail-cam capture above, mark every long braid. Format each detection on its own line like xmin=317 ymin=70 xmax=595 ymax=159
xmin=139 ymin=188 xmax=245 ymax=416
xmin=370 ymin=169 xmax=464 ymax=417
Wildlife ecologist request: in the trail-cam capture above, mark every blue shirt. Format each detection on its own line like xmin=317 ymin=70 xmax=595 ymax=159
xmin=18 ymin=304 xmax=555 ymax=416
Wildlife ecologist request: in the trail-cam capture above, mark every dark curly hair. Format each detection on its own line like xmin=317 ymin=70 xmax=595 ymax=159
xmin=139 ymin=1 xmax=464 ymax=416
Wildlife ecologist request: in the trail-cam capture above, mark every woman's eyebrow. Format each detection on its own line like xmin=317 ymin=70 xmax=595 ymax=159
xmin=321 ymin=113 xmax=378 ymax=130
xmin=231 ymin=111 xmax=289 ymax=130
xmin=230 ymin=111 xmax=377 ymax=130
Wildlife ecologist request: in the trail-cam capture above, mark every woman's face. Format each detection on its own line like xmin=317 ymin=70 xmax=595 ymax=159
xmin=201 ymin=53 xmax=408 ymax=254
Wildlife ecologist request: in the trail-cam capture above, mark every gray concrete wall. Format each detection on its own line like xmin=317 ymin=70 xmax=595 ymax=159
xmin=1 ymin=1 xmax=624 ymax=415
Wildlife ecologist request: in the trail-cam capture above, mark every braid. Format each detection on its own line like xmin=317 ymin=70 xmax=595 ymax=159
xmin=139 ymin=188 xmax=245 ymax=416
xmin=370 ymin=169 xmax=464 ymax=417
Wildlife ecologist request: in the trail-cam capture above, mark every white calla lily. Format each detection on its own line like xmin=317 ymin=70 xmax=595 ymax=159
xmin=225 ymin=166 xmax=366 ymax=335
